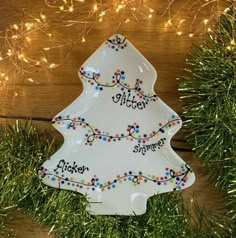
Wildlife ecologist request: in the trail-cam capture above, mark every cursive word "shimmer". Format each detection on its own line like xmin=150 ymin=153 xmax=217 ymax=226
xmin=133 ymin=138 xmax=166 ymax=155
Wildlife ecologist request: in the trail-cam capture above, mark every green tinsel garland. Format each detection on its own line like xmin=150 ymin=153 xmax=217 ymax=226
xmin=179 ymin=4 xmax=236 ymax=235
xmin=0 ymin=121 xmax=233 ymax=238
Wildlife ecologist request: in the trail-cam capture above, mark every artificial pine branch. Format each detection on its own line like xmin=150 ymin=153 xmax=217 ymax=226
xmin=179 ymin=3 xmax=236 ymax=235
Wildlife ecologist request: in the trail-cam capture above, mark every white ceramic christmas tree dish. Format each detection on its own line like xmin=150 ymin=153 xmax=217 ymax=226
xmin=39 ymin=34 xmax=195 ymax=215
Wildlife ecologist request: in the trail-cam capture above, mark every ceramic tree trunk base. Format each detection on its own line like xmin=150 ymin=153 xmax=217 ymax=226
xmin=39 ymin=35 xmax=195 ymax=216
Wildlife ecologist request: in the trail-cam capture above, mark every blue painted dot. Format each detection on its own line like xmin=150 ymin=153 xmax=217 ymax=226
xmin=157 ymin=182 xmax=161 ymax=185
xmin=177 ymin=185 xmax=182 ymax=189
xmin=92 ymin=187 xmax=95 ymax=191
xmin=121 ymin=76 xmax=125 ymax=80
xmin=72 ymin=183 xmax=75 ymax=186
xmin=103 ymin=137 xmax=107 ymax=141
xmin=61 ymin=181 xmax=64 ymax=184
xmin=67 ymin=125 xmax=70 ymax=129
xmin=112 ymin=184 xmax=116 ymax=188
xmin=165 ymin=172 xmax=170 ymax=176
xmin=95 ymin=86 xmax=99 ymax=90
xmin=128 ymin=177 xmax=132 ymax=181
xmin=58 ymin=116 xmax=62 ymax=119
xmin=96 ymin=182 xmax=100 ymax=186
xmin=176 ymin=177 xmax=180 ymax=181
xmin=51 ymin=177 xmax=56 ymax=181
xmin=135 ymin=130 xmax=139 ymax=133
xmin=129 ymin=171 xmax=132 ymax=175
xmin=172 ymin=115 xmax=176 ymax=119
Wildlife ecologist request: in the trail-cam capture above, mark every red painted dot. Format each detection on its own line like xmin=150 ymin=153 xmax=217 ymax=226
xmin=116 ymin=175 xmax=120 ymax=178
xmin=137 ymin=182 xmax=140 ymax=185
xmin=159 ymin=123 xmax=162 ymax=126
xmin=165 ymin=168 xmax=169 ymax=171
xmin=108 ymin=181 xmax=111 ymax=185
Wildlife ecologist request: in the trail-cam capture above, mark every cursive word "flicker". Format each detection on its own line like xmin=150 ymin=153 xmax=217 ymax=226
xmin=54 ymin=159 xmax=89 ymax=174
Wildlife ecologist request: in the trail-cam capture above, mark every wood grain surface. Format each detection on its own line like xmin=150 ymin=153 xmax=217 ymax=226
xmin=0 ymin=0 xmax=227 ymax=237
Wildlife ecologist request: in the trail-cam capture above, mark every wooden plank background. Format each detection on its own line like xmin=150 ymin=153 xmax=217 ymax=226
xmin=0 ymin=0 xmax=227 ymax=237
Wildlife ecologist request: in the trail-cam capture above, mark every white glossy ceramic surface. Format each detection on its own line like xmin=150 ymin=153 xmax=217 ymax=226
xmin=39 ymin=34 xmax=195 ymax=215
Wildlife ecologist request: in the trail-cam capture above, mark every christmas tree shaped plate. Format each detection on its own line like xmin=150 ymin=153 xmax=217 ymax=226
xmin=39 ymin=34 xmax=195 ymax=215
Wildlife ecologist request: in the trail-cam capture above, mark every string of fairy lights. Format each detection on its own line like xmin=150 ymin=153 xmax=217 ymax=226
xmin=0 ymin=0 xmax=235 ymax=98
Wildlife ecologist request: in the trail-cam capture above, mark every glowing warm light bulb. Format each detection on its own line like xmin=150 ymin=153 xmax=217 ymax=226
xmin=27 ymin=78 xmax=34 ymax=82
xmin=82 ymin=37 xmax=86 ymax=42
xmin=0 ymin=56 xmax=3 ymax=61
xmin=148 ymin=14 xmax=152 ymax=19
xmin=7 ymin=49 xmax=12 ymax=56
xmin=125 ymin=19 xmax=130 ymax=24
xmin=69 ymin=6 xmax=74 ymax=12
xmin=5 ymin=76 xmax=9 ymax=81
xmin=26 ymin=37 xmax=31 ymax=42
xmin=50 ymin=63 xmax=56 ymax=68
xmin=13 ymin=24 xmax=19 ymax=30
xmin=44 ymin=47 xmax=50 ymax=51
xmin=165 ymin=19 xmax=172 ymax=27
xmin=94 ymin=4 xmax=98 ymax=11
xmin=149 ymin=8 xmax=154 ymax=13
xmin=207 ymin=27 xmax=212 ymax=32
xmin=40 ymin=14 xmax=46 ymax=20
xmin=12 ymin=35 xmax=18 ymax=39
xmin=230 ymin=39 xmax=235 ymax=45
xmin=177 ymin=31 xmax=183 ymax=36
xmin=59 ymin=6 xmax=64 ymax=11
xmin=25 ymin=22 xmax=34 ymax=30
xmin=189 ymin=33 xmax=194 ymax=37
xmin=224 ymin=7 xmax=230 ymax=13
xmin=42 ymin=57 xmax=48 ymax=62
xmin=204 ymin=19 xmax=208 ymax=25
